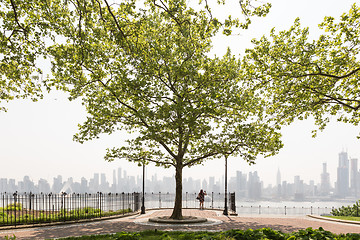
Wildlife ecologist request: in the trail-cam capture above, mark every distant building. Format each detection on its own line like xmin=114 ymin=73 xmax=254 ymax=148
xmin=236 ymin=171 xmax=247 ymax=198
xmin=117 ymin=167 xmax=122 ymax=192
xmin=336 ymin=151 xmax=349 ymax=198
xmin=276 ymin=168 xmax=281 ymax=197
xmin=248 ymin=171 xmax=261 ymax=199
xmin=38 ymin=178 xmax=51 ymax=193
xmin=0 ymin=178 xmax=7 ymax=192
xmin=52 ymin=175 xmax=63 ymax=193
xmin=320 ymin=162 xmax=331 ymax=196
xmin=350 ymin=158 xmax=359 ymax=197
xmin=294 ymin=175 xmax=304 ymax=200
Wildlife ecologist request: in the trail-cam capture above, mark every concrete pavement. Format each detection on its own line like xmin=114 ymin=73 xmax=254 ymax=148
xmin=1 ymin=209 xmax=360 ymax=239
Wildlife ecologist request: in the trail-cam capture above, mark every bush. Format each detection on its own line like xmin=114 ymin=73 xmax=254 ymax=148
xmin=4 ymin=203 xmax=22 ymax=211
xmin=331 ymin=200 xmax=360 ymax=217
xmin=51 ymin=228 xmax=360 ymax=240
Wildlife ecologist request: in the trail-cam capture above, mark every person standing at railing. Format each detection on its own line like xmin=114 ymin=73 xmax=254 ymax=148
xmin=197 ymin=189 xmax=207 ymax=210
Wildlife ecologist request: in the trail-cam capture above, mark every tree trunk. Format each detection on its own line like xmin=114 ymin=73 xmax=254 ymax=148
xmin=170 ymin=164 xmax=183 ymax=219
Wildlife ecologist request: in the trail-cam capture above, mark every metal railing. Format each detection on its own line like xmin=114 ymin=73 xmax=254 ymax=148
xmin=236 ymin=205 xmax=335 ymax=216
xmin=0 ymin=192 xmax=140 ymax=227
xmin=144 ymin=192 xmax=236 ymax=212
xmin=1 ymin=191 xmax=235 ymax=227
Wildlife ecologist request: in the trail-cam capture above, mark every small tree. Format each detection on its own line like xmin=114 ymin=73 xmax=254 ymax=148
xmin=242 ymin=3 xmax=360 ymax=135
xmin=48 ymin=0 xmax=282 ymax=219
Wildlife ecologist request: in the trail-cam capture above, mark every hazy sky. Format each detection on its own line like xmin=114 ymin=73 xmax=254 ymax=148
xmin=1 ymin=0 xmax=359 ymax=188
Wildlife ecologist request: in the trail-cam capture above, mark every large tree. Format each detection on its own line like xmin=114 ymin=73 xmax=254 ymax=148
xmin=0 ymin=0 xmax=56 ymax=110
xmin=46 ymin=0 xmax=282 ymax=219
xmin=242 ymin=3 xmax=360 ymax=135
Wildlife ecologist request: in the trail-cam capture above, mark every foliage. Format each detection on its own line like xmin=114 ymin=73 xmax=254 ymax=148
xmin=52 ymin=228 xmax=360 ymax=240
xmin=45 ymin=0 xmax=281 ymax=220
xmin=0 ymin=0 xmax=269 ymax=112
xmin=0 ymin=0 xmax=54 ymax=110
xmin=4 ymin=203 xmax=22 ymax=211
xmin=0 ymin=0 xmax=277 ymax=220
xmin=242 ymin=3 xmax=360 ymax=137
xmin=331 ymin=200 xmax=360 ymax=217
xmin=0 ymin=206 xmax=132 ymax=226
xmin=4 ymin=235 xmax=16 ymax=240
xmin=288 ymin=227 xmax=335 ymax=240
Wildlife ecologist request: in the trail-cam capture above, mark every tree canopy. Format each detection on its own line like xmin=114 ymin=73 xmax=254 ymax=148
xmin=242 ymin=3 xmax=360 ymax=136
xmin=44 ymin=0 xmax=282 ymax=219
xmin=0 ymin=0 xmax=54 ymax=110
xmin=1 ymin=0 xmax=281 ymax=219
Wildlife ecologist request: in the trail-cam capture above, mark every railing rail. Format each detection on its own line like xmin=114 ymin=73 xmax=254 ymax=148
xmin=0 ymin=192 xmax=140 ymax=227
xmin=236 ymin=204 xmax=335 ymax=216
xmin=1 ymin=191 xmax=237 ymax=227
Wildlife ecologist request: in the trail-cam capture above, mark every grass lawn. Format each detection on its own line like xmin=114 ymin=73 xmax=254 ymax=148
xmin=326 ymin=216 xmax=360 ymax=221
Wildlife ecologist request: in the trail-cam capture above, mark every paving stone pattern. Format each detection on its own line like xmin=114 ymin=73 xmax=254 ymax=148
xmin=1 ymin=209 xmax=360 ymax=239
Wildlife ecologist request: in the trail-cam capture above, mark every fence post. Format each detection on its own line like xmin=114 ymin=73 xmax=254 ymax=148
xmin=284 ymin=206 xmax=286 ymax=215
xmin=99 ymin=192 xmax=102 ymax=218
xmin=13 ymin=192 xmax=17 ymax=227
xmin=29 ymin=191 xmax=32 ymax=211
xmin=2 ymin=193 xmax=4 ymax=225
xmin=230 ymin=192 xmax=236 ymax=213
xmin=122 ymin=192 xmax=125 ymax=214
xmin=159 ymin=192 xmax=161 ymax=209
xmin=134 ymin=192 xmax=140 ymax=211
xmin=211 ymin=192 xmax=214 ymax=209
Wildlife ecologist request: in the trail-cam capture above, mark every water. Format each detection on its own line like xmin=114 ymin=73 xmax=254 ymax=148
xmin=3 ymin=192 xmax=356 ymax=216
xmin=235 ymin=201 xmax=354 ymax=216
xmin=143 ymin=196 xmax=355 ymax=216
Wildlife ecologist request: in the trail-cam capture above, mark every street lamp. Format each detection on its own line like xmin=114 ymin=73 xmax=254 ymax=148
xmin=223 ymin=154 xmax=228 ymax=216
xmin=141 ymin=163 xmax=146 ymax=214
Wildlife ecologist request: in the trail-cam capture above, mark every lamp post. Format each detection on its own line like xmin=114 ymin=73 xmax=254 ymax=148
xmin=223 ymin=154 xmax=228 ymax=216
xmin=141 ymin=163 xmax=146 ymax=214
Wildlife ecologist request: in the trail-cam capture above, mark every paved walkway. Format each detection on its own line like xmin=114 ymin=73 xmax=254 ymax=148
xmin=1 ymin=209 xmax=360 ymax=239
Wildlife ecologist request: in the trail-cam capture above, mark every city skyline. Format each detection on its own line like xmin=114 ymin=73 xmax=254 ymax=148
xmin=1 ymin=150 xmax=358 ymax=201
xmin=0 ymin=0 xmax=359 ymax=189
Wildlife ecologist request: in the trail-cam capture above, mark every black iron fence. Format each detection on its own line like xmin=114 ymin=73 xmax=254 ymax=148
xmin=0 ymin=192 xmax=140 ymax=227
xmin=0 ymin=191 xmax=235 ymax=227
xmin=144 ymin=192 xmax=235 ymax=212
xmin=236 ymin=204 xmax=335 ymax=216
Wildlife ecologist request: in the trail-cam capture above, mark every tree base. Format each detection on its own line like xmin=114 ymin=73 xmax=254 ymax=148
xmin=148 ymin=216 xmax=207 ymax=224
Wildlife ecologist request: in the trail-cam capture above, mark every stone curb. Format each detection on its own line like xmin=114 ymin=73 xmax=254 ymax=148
xmin=0 ymin=211 xmax=140 ymax=231
xmin=307 ymin=215 xmax=360 ymax=225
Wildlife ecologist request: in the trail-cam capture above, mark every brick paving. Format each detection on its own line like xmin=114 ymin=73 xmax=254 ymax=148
xmin=1 ymin=209 xmax=360 ymax=239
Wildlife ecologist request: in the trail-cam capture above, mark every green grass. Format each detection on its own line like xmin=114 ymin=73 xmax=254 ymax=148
xmin=48 ymin=228 xmax=360 ymax=240
xmin=0 ymin=207 xmax=132 ymax=226
xmin=327 ymin=215 xmax=360 ymax=221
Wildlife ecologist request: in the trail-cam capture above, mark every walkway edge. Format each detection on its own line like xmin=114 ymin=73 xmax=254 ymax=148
xmin=0 ymin=211 xmax=140 ymax=231
xmin=307 ymin=215 xmax=360 ymax=225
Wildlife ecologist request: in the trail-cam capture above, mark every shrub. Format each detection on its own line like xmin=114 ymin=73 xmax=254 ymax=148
xmin=4 ymin=203 xmax=22 ymax=211
xmin=331 ymin=200 xmax=360 ymax=217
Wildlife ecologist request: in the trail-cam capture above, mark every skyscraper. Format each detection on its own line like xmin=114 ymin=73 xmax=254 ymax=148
xmin=112 ymin=169 xmax=116 ymax=191
xmin=336 ymin=151 xmax=349 ymax=198
xmin=276 ymin=168 xmax=281 ymax=186
xmin=350 ymin=158 xmax=359 ymax=197
xmin=276 ymin=168 xmax=281 ymax=197
xmin=117 ymin=167 xmax=122 ymax=192
xmin=320 ymin=162 xmax=330 ymax=196
xmin=248 ymin=171 xmax=261 ymax=199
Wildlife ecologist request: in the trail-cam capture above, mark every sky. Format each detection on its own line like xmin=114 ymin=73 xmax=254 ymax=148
xmin=0 ymin=0 xmax=359 ymax=188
